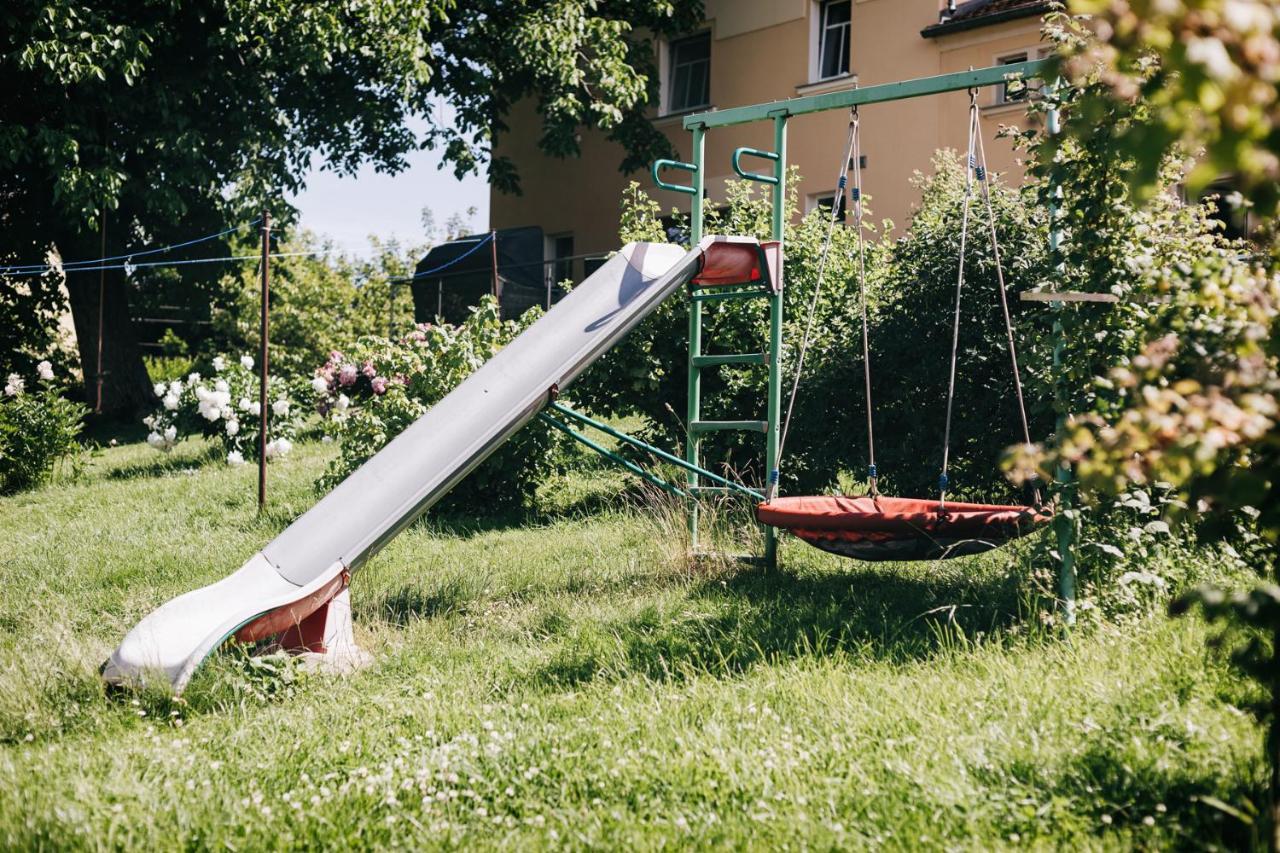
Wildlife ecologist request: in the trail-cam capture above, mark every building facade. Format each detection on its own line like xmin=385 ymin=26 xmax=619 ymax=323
xmin=489 ymin=0 xmax=1052 ymax=285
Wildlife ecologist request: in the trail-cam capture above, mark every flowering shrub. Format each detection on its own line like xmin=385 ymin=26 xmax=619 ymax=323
xmin=312 ymin=297 xmax=562 ymax=512
xmin=0 ymin=362 xmax=87 ymax=494
xmin=143 ymin=353 xmax=302 ymax=465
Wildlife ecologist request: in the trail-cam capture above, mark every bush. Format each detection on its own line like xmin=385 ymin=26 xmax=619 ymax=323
xmin=0 ymin=363 xmax=87 ymax=494
xmin=210 ymin=231 xmax=421 ymax=381
xmin=142 ymin=354 xmax=303 ymax=465
xmin=311 ymin=297 xmax=563 ymax=514
xmin=845 ymin=152 xmax=1052 ymax=501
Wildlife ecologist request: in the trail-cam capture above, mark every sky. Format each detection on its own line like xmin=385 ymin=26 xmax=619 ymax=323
xmin=289 ymin=120 xmax=490 ymax=256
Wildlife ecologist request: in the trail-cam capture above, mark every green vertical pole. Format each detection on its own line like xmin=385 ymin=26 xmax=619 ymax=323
xmin=687 ymin=124 xmax=707 ymax=551
xmin=1045 ymin=80 xmax=1077 ymax=625
xmin=764 ymin=111 xmax=787 ymax=570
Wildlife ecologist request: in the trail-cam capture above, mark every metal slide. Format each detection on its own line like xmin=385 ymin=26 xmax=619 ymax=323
xmin=104 ymin=239 xmax=716 ymax=691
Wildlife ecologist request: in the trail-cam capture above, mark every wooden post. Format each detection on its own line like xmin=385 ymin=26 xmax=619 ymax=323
xmin=94 ymin=207 xmax=107 ymax=413
xmin=258 ymin=210 xmax=270 ymax=512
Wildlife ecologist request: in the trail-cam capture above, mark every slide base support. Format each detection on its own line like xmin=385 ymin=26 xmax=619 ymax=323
xmin=266 ymin=589 xmax=371 ymax=676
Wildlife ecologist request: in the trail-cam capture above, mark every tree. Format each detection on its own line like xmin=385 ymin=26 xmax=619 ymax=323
xmin=1028 ymin=4 xmax=1280 ymax=845
xmin=0 ymin=0 xmax=703 ymax=414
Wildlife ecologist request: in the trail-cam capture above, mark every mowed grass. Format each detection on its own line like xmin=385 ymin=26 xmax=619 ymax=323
xmin=0 ymin=438 xmax=1266 ymax=849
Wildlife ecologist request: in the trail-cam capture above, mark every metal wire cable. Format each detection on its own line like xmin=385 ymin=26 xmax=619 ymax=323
xmin=770 ymin=110 xmax=860 ymax=501
xmin=939 ymin=90 xmax=981 ymax=508
xmin=0 ymin=219 xmax=260 ymax=275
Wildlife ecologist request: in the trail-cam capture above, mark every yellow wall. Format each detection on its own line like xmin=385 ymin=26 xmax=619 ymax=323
xmin=490 ymin=0 xmax=1048 ymax=264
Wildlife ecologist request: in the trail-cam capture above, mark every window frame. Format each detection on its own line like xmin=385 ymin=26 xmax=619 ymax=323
xmin=817 ymin=0 xmax=852 ymax=82
xmin=991 ymin=46 xmax=1052 ymax=106
xmin=665 ymin=31 xmax=712 ymax=115
xmin=810 ymin=192 xmax=848 ymax=224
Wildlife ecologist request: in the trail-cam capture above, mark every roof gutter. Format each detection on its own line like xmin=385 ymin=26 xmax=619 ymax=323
xmin=920 ymin=3 xmax=1051 ymax=38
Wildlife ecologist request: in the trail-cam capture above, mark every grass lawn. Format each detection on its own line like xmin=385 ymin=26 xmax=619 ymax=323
xmin=0 ymin=438 xmax=1266 ymax=849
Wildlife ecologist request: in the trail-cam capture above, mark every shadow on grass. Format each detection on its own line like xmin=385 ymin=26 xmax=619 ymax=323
xmin=989 ymin=724 xmax=1267 ymax=849
xmin=106 ymin=445 xmax=223 ymax=481
xmin=536 ymin=557 xmax=1034 ymax=688
xmin=362 ymin=579 xmax=473 ymax=626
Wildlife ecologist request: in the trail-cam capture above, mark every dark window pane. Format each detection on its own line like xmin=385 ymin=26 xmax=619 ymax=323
xmin=819 ymin=1 xmax=851 ymax=79
xmin=1000 ymin=53 xmax=1029 ymax=101
xmin=817 ymin=194 xmax=847 ymax=224
xmin=669 ymin=33 xmax=710 ymax=111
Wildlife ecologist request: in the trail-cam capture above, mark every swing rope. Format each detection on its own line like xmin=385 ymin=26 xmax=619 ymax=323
xmin=850 ymin=108 xmax=878 ymax=496
xmin=939 ymin=88 xmax=1038 ymax=507
xmin=939 ymin=90 xmax=981 ymax=508
xmin=975 ymin=121 xmax=1040 ymax=504
xmin=770 ymin=108 xmax=859 ymax=501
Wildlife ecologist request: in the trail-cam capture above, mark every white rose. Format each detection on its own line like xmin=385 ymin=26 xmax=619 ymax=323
xmin=163 ymin=394 xmax=180 ymax=411
xmin=187 ymin=372 xmax=201 ymax=384
xmin=146 ymin=431 xmax=164 ymax=448
xmin=168 ymin=380 xmax=183 ymax=395
xmin=226 ymin=450 xmax=245 ymax=466
xmin=239 ymin=397 xmax=252 ymax=412
xmin=4 ymin=374 xmax=22 ymax=396
xmin=311 ymin=376 xmax=329 ymax=394
xmin=214 ymin=379 xmax=229 ymax=393
xmin=226 ymin=419 xmax=240 ymax=436
xmin=212 ymin=356 xmax=226 ymax=372
xmin=335 ymin=394 xmax=350 ymax=412
xmin=153 ymin=383 xmax=167 ymax=397
xmin=142 ymin=415 xmax=154 ymax=428
xmin=202 ymin=406 xmax=222 ymax=422
xmin=274 ymin=437 xmax=293 ymax=456
xmin=163 ymin=426 xmax=177 ymax=442
xmin=240 ymin=355 xmax=254 ymax=370
xmin=264 ymin=440 xmax=278 ymax=459
xmin=36 ymin=360 xmax=53 ymax=381
xmin=272 ymin=399 xmax=290 ymax=417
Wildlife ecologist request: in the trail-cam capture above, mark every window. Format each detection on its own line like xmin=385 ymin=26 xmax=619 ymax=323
xmin=995 ymin=52 xmax=1030 ymax=103
xmin=813 ymin=193 xmax=847 ymax=224
xmin=548 ymin=234 xmax=574 ymax=285
xmin=668 ymin=32 xmax=711 ymax=113
xmin=818 ymin=1 xmax=851 ymax=80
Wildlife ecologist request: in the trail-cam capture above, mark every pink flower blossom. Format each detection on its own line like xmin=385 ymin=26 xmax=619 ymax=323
xmin=361 ymin=360 xmax=377 ymax=379
xmin=338 ymin=364 xmax=358 ymax=387
xmin=371 ymin=376 xmax=388 ymax=395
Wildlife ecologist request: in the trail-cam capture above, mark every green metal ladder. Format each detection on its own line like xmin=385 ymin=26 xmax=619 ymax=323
xmin=655 ymin=115 xmax=788 ymax=569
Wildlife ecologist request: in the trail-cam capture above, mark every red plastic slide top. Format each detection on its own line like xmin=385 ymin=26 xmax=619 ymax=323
xmin=692 ymin=240 xmax=780 ymax=292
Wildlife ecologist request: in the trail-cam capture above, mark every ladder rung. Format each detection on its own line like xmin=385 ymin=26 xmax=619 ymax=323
xmin=692 ymin=352 xmax=768 ymax=368
xmin=691 ymin=420 xmax=768 ymax=433
xmin=690 ymin=287 xmax=769 ymax=303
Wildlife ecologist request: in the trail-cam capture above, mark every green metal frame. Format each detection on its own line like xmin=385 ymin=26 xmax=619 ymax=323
xmin=547 ymin=402 xmax=763 ymax=501
xmin=648 ymin=58 xmax=1072 ymax=594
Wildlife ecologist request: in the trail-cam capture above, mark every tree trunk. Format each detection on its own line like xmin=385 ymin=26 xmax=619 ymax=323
xmin=59 ymin=240 xmax=155 ymax=417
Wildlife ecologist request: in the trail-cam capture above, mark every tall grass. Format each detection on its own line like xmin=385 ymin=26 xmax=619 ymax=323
xmin=0 ymin=438 xmax=1266 ymax=848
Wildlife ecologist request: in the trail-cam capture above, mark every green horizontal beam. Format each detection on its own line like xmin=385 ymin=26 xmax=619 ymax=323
xmin=684 ymin=59 xmax=1051 ymax=130
xmin=539 ymin=413 xmax=689 ymax=498
xmin=691 ymin=420 xmax=768 ymax=434
xmin=547 ymin=402 xmax=763 ymax=500
xmin=690 ymin=287 xmax=770 ymax=303
xmin=692 ymin=352 xmax=768 ymax=368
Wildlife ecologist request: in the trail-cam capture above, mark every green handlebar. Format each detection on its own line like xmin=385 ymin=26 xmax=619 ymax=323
xmin=731 ymin=147 xmax=780 ymax=185
xmin=652 ymin=159 xmax=698 ymax=195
